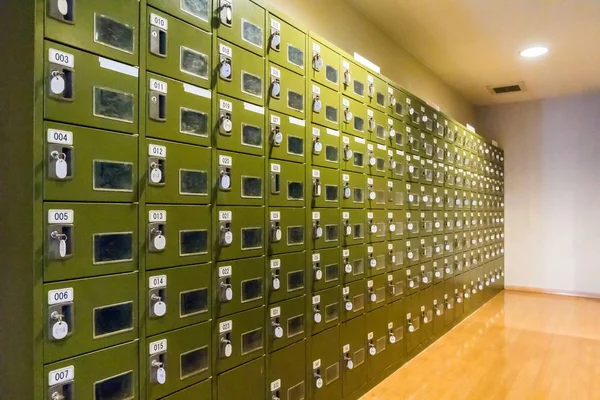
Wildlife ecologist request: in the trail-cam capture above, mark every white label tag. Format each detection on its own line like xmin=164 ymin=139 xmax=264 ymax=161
xmin=183 ymin=83 xmax=211 ymax=98
xmin=220 ymin=99 xmax=233 ymax=112
xmin=48 ymin=288 xmax=74 ymax=305
xmin=312 ymin=169 xmax=320 ymax=178
xmin=312 ymin=295 xmax=321 ymax=305
xmin=368 ymin=332 xmax=374 ymax=340
xmin=343 ymin=249 xmax=350 ymax=257
xmin=377 ymin=144 xmax=387 ymax=151
xmin=367 ymin=109 xmax=374 ymax=117
xmin=244 ymin=102 xmax=265 ymax=115
xmin=313 ymin=43 xmax=321 ymax=53
xmin=367 ymin=75 xmax=374 ymax=83
xmin=270 ymin=66 xmax=281 ymax=78
xmin=289 ymin=116 xmax=305 ymax=126
xmin=343 ymin=98 xmax=350 ymax=107
xmin=219 ymin=155 xmax=233 ymax=166
xmin=150 ymin=13 xmax=168 ymax=29
xmin=367 ymin=212 xmax=374 ymax=219
xmin=342 ymin=174 xmax=350 ymax=182
xmin=149 ymin=339 xmax=167 ymax=355
xmin=49 ymin=48 xmax=74 ymax=68
xmin=388 ymin=212 xmax=394 ymax=219
xmin=271 ymin=18 xmax=281 ymax=31
xmin=388 ymin=118 xmax=394 ymax=125
xmin=312 ymin=212 xmax=320 ymax=220
xmin=98 ymin=57 xmax=138 ymax=77
xmin=312 ymin=85 xmax=321 ymax=95
xmin=149 ymin=275 xmax=167 ymax=288
xmin=367 ymin=246 xmax=374 ymax=253
xmin=270 ymin=163 xmax=281 ymax=173
xmin=367 ymin=280 xmax=374 ymax=288
xmin=270 ymin=115 xmax=281 ymax=125
xmin=148 ymin=210 xmax=167 ymax=222
xmin=313 ymin=359 xmax=321 ymax=369
xmin=343 ymin=344 xmax=350 ymax=353
xmin=149 ymin=144 xmax=166 ymax=157
xmin=355 ymin=137 xmax=366 ymax=144
xmin=367 ymin=144 xmax=374 ymax=151
xmin=367 ymin=178 xmax=374 ymax=184
xmin=270 ymin=211 xmax=281 ymax=221
xmin=49 ymin=366 xmax=74 ymax=386
xmin=326 ymin=128 xmax=339 ymax=137
xmin=342 ymin=136 xmax=350 ymax=144
xmin=219 ymin=266 xmax=232 ymax=277
xmin=150 ymin=78 xmax=167 ymax=94
xmin=219 ymin=320 xmax=233 ymax=333
xmin=312 ymin=127 xmax=320 ymax=137
xmin=270 ymin=259 xmax=281 ymax=269
xmin=312 ymin=253 xmax=321 ymax=262
xmin=219 ymin=43 xmax=232 ymax=57
xmin=219 ymin=211 xmax=232 ymax=221
xmin=270 ymin=307 xmax=281 ymax=317
xmin=342 ymin=287 xmax=350 ymax=295
xmin=271 ymin=379 xmax=282 ymax=392
xmin=47 ymin=129 xmax=73 ymax=145
xmin=342 ymin=212 xmax=350 ymax=219
xmin=48 ymin=209 xmax=74 ymax=224
xmin=343 ymin=60 xmax=350 ymax=70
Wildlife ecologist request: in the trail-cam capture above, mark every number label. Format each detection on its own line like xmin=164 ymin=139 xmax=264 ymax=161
xmin=312 ymin=295 xmax=321 ymax=305
xmin=219 ymin=320 xmax=233 ymax=333
xmin=312 ymin=253 xmax=320 ymax=262
xmin=220 ymin=99 xmax=233 ymax=112
xmin=47 ymin=129 xmax=73 ymax=145
xmin=270 ymin=163 xmax=281 ymax=173
xmin=313 ymin=359 xmax=321 ymax=369
xmin=148 ymin=144 xmax=166 ymax=157
xmin=312 ymin=212 xmax=320 ymax=220
xmin=270 ymin=259 xmax=281 ymax=269
xmin=270 ymin=307 xmax=281 ymax=318
xmin=219 ymin=155 xmax=232 ymax=166
xmin=48 ymin=209 xmax=74 ymax=224
xmin=48 ymin=288 xmax=74 ymax=305
xmin=271 ymin=19 xmax=281 ymax=31
xmin=149 ymin=210 xmax=167 ymax=222
xmin=149 ymin=275 xmax=167 ymax=289
xmin=149 ymin=339 xmax=167 ymax=355
xmin=270 ymin=115 xmax=281 ymax=125
xmin=49 ymin=366 xmax=74 ymax=386
xmin=271 ymin=379 xmax=281 ymax=391
xmin=150 ymin=78 xmax=167 ymax=94
xmin=312 ymin=169 xmax=320 ymax=178
xmin=49 ymin=48 xmax=74 ymax=68
xmin=150 ymin=13 xmax=168 ymax=29
xmin=219 ymin=43 xmax=232 ymax=57
xmin=219 ymin=266 xmax=232 ymax=277
xmin=270 ymin=211 xmax=280 ymax=221
xmin=270 ymin=67 xmax=281 ymax=78
xmin=219 ymin=211 xmax=232 ymax=221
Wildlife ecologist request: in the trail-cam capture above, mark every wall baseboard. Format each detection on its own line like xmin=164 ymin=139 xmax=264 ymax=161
xmin=506 ymin=285 xmax=600 ymax=300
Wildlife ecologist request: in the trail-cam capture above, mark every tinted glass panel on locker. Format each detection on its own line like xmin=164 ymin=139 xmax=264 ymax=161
xmin=93 ymin=233 xmax=134 ymax=264
xmin=94 ymin=370 xmax=135 ymax=399
xmin=216 ymin=39 xmax=266 ymax=105
xmin=93 ymin=302 xmax=134 ymax=338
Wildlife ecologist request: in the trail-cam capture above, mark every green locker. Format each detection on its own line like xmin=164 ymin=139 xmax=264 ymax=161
xmin=419 ymin=262 xmax=434 ymax=288
xmin=443 ymin=279 xmax=455 ymax=327
xmin=366 ymin=242 xmax=388 ymax=277
xmin=268 ymin=340 xmax=307 ymax=400
xmin=268 ymin=252 xmax=306 ymax=304
xmin=44 ymin=122 xmax=138 ymax=203
xmin=217 ymin=357 xmax=265 ymax=400
xmin=311 ymin=248 xmax=340 ymax=292
xmin=311 ymin=83 xmax=340 ymax=130
xmin=454 ymin=211 xmax=464 ymax=232
xmin=215 ymin=95 xmax=265 ymax=156
xmin=341 ymin=134 xmax=368 ymax=173
xmin=311 ymin=167 xmax=340 ymax=208
xmin=366 ymin=176 xmax=389 ymax=209
xmin=267 ymin=13 xmax=306 ymax=75
xmin=43 ymin=272 xmax=138 ymax=363
xmin=387 ymin=179 xmax=405 ymax=210
xmin=214 ymin=0 xmax=265 ymax=56
xmin=341 ymin=315 xmax=367 ymax=397
xmin=44 ymin=341 xmax=138 ymax=400
xmin=419 ymin=287 xmax=434 ymax=343
xmin=268 ymin=161 xmax=306 ymax=207
xmin=146 ymin=8 xmax=211 ymax=88
xmin=433 ymin=137 xmax=445 ymax=164
xmin=267 ymin=62 xmax=306 ymax=119
xmin=386 ymin=211 xmax=405 ymax=242
xmin=405 ymin=211 xmax=420 ymax=239
xmin=432 ymin=235 xmax=444 ymax=259
xmin=268 ymin=296 xmax=306 ymax=352
xmin=341 ymin=279 xmax=366 ymax=322
xmin=366 ymin=73 xmax=388 ymax=113
xmin=149 ymin=0 xmax=212 ymax=31
xmin=161 ymin=378 xmax=212 ymax=399
xmin=433 ymin=113 xmax=446 ymax=140
xmin=444 ymin=212 xmax=455 ymax=233
xmin=341 ymin=172 xmax=367 ymax=209
xmin=420 ymin=131 xmax=434 ymax=159
xmin=267 ymin=111 xmax=306 ymax=163
xmin=215 ymin=206 xmax=265 ymax=261
xmin=366 ymin=307 xmax=390 ymax=379
xmin=444 ymin=167 xmax=455 ymax=190
xmin=216 ymin=151 xmax=264 ymax=206
xmin=445 ymin=120 xmax=458 ymax=144
xmin=455 ymin=168 xmax=464 ymax=189
xmin=311 ymin=286 xmax=341 ymax=335
xmin=386 ymin=300 xmax=406 ymax=366
xmin=405 ymin=239 xmax=420 ymax=267
xmin=310 ymin=326 xmax=342 ymax=400
xmin=341 ymin=96 xmax=368 ymax=138
xmin=368 ymin=108 xmax=389 ymax=145
xmin=406 ymin=183 xmax=420 ymax=210
xmin=433 ymin=162 xmax=445 ymax=187
xmin=341 ymin=244 xmax=367 ymax=284
xmin=341 ymin=209 xmax=366 ymax=247
xmin=310 ymin=37 xmax=341 ymax=91
xmin=387 ymin=117 xmax=406 ymax=152
xmin=405 ymin=96 xmax=421 ymax=128
xmin=145 ymin=205 xmax=211 ymax=270
xmin=405 ymin=266 xmax=420 ymax=298
xmin=387 ymin=241 xmax=405 ymax=273
xmin=420 ymin=184 xmax=433 ymax=209
xmin=406 ymin=154 xmax=421 ymax=183
xmin=366 ymin=210 xmax=388 ymax=244
xmin=45 ymin=0 xmax=139 ymax=65
xmin=146 ymin=74 xmax=211 ymax=147
xmin=146 ymin=263 xmax=211 ymax=337
xmin=388 ymin=148 xmax=407 ymax=181
xmin=367 ymin=142 xmax=389 ymax=178
xmin=432 ymin=259 xmax=444 ymax=285
xmin=45 ymin=42 xmax=139 ymax=134
xmin=366 ymin=274 xmax=387 ymax=311
xmin=311 ymin=126 xmax=340 ymax=169
xmin=387 ymin=84 xmax=408 ymax=120
xmin=147 ymin=322 xmax=211 ymax=399
xmin=432 ymin=211 xmax=444 ymax=234
xmin=453 ymin=275 xmax=464 ymax=321
xmin=214 ymin=306 xmax=265 ymax=373
xmin=214 ymin=257 xmax=264 ymax=318
xmin=443 ymin=255 xmax=456 ymax=281
xmin=341 ymin=58 xmax=368 ymax=103
xmin=420 ymin=211 xmax=434 ymax=236
xmin=44 ymin=203 xmax=137 ymax=282
xmin=433 ymin=283 xmax=446 ymax=337
xmin=421 ymin=158 xmax=434 ymax=185
xmin=216 ymin=39 xmax=265 ymax=105
xmin=386 ymin=269 xmax=405 ymax=303
xmin=405 ymin=293 xmax=421 ymax=354
xmin=145 ymin=139 xmax=212 ymax=205
xmin=311 ymin=209 xmax=340 ymax=249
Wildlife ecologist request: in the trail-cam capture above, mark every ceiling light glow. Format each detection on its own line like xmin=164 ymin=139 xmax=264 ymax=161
xmin=520 ymin=46 xmax=548 ymax=58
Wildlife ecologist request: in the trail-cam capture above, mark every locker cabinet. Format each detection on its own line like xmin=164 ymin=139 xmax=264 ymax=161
xmin=267 ymin=12 xmax=307 ymax=75
xmin=214 ymin=0 xmax=266 ymax=56
xmin=311 ymin=327 xmax=342 ymax=400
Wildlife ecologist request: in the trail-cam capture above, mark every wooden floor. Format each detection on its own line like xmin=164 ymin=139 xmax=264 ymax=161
xmin=362 ymin=290 xmax=600 ymax=400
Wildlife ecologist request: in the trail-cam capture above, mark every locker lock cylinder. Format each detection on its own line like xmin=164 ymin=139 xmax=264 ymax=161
xmin=148 ymin=210 xmax=167 ymax=252
xmin=407 ymin=313 xmax=416 ymax=333
xmin=270 ymin=67 xmax=281 ymax=99
xmin=219 ymin=101 xmax=233 ymax=135
xmin=388 ymin=213 xmax=396 ymax=233
xmin=47 ymin=129 xmax=74 ymax=181
xmin=368 ymin=215 xmax=377 ymax=235
xmin=343 ymin=249 xmax=352 ymax=274
xmin=270 ymin=212 xmax=282 ymax=243
xmin=312 ymin=295 xmax=322 ymax=324
xmin=218 ymin=265 xmax=233 ymax=302
xmin=312 ymin=212 xmax=323 ymax=239
xmin=270 ymin=121 xmax=283 ymax=146
xmin=312 ymin=50 xmax=323 ymax=71
xmin=312 ymin=136 xmax=322 ymax=155
xmin=218 ymin=43 xmax=233 ymax=81
xmin=387 ymin=274 xmax=396 ymax=296
xmin=149 ymin=339 xmax=167 ymax=385
xmin=313 ymin=359 xmax=324 ymax=389
xmin=367 ymin=280 xmax=377 ymax=303
xmin=342 ymin=286 xmax=353 ymax=311
xmin=270 ymin=259 xmax=281 ymax=291
xmin=218 ymin=155 xmax=232 ymax=191
xmin=219 ymin=320 xmax=233 ymax=358
xmin=219 ymin=0 xmax=233 ymax=27
xmin=219 ymin=211 xmax=234 ymax=247
xmin=367 ymin=332 xmax=377 ymax=356
xmin=343 ymin=344 xmax=354 ymax=369
xmin=149 ymin=275 xmax=168 ymax=318
xmin=312 ymin=253 xmax=323 ymax=281
xmin=343 ymin=215 xmax=351 ymax=237
xmin=48 ymin=50 xmax=74 ymax=101
xmin=367 ymin=179 xmax=377 ymax=200
xmin=47 ymin=288 xmax=74 ymax=341
xmin=367 ymin=247 xmax=377 ymax=269
xmin=388 ymin=322 xmax=397 ymax=344
xmin=343 ymin=181 xmax=351 ymax=199
xmin=270 ymin=307 xmax=284 ymax=339
xmin=434 ymin=300 xmax=443 ymax=316
xmin=270 ymin=19 xmax=281 ymax=51
xmin=343 ymin=144 xmax=353 ymax=161
xmin=388 ymin=119 xmax=396 ymax=137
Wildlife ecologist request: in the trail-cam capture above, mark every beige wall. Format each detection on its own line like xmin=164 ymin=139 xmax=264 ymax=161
xmin=476 ymin=91 xmax=600 ymax=295
xmin=266 ymin=0 xmax=476 ymax=125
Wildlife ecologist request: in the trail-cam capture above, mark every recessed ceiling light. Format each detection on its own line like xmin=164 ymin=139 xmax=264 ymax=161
xmin=520 ymin=46 xmax=548 ymax=58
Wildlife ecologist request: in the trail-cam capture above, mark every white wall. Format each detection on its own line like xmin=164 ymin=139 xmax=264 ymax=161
xmin=476 ymin=91 xmax=600 ymax=295
xmin=266 ymin=0 xmax=476 ymax=124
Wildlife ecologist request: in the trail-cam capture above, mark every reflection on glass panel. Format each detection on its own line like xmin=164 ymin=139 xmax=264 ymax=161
xmin=180 ymin=108 xmax=209 ymax=136
xmin=94 ymin=14 xmax=134 ymax=54
xmin=180 ymin=47 xmax=209 ymax=79
xmin=93 ymin=233 xmax=133 ymax=264
xmin=93 ymin=302 xmax=134 ymax=338
xmin=288 ymin=45 xmax=305 ymax=68
xmin=241 ymin=328 xmax=263 ymax=355
xmin=93 ymin=161 xmax=133 ymax=192
xmin=242 ymin=20 xmax=263 ymax=48
xmin=93 ymin=87 xmax=134 ymax=123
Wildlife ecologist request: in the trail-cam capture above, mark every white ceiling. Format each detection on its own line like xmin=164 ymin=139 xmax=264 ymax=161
xmin=344 ymin=0 xmax=600 ymax=105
